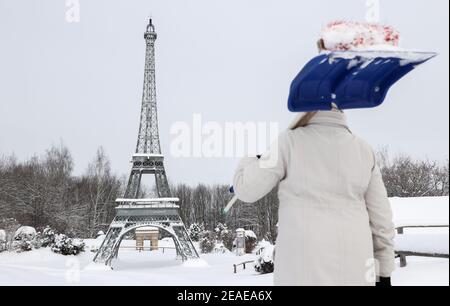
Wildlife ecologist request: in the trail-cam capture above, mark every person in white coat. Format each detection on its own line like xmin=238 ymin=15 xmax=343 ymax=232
xmin=233 ymin=108 xmax=396 ymax=286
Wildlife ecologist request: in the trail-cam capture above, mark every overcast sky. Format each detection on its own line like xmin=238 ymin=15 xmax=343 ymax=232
xmin=0 ymin=0 xmax=448 ymax=185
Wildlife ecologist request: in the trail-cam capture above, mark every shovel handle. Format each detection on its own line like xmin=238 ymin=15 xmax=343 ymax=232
xmin=223 ymin=155 xmax=261 ymax=215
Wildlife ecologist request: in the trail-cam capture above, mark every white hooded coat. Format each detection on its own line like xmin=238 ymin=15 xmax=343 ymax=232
xmin=233 ymin=111 xmax=395 ymax=286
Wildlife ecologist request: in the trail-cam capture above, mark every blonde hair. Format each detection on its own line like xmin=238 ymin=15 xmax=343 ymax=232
xmin=290 ymin=112 xmax=318 ymax=130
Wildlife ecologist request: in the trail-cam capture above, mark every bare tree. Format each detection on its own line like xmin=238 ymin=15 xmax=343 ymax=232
xmin=82 ymin=147 xmax=122 ymax=237
xmin=377 ymin=149 xmax=449 ymax=197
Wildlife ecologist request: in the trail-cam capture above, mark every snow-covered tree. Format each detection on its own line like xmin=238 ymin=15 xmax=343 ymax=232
xmin=83 ymin=147 xmax=121 ymax=238
xmin=214 ymin=223 xmax=233 ymax=251
xmin=40 ymin=226 xmax=57 ymax=248
xmin=188 ymin=223 xmax=205 ymax=242
xmin=199 ymin=231 xmax=216 ymax=254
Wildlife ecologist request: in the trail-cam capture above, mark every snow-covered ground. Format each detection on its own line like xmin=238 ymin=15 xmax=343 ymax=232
xmin=0 ymin=197 xmax=448 ymax=286
xmin=0 ymin=239 xmax=447 ymax=286
xmin=0 ymin=241 xmax=271 ymax=286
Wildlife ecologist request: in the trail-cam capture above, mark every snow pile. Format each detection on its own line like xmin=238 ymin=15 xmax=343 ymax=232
xmin=390 ymin=196 xmax=449 ymax=228
xmin=12 ymin=226 xmax=39 ymax=252
xmin=321 ymin=21 xmax=400 ymax=51
xmin=320 ymin=21 xmax=436 ymax=65
xmin=14 ymin=226 xmax=37 ymax=241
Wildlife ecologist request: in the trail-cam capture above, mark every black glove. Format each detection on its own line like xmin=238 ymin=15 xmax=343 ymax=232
xmin=376 ymin=277 xmax=391 ymax=287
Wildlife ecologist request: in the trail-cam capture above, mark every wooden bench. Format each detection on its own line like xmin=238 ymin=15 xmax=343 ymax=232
xmin=395 ymin=225 xmax=449 ymax=267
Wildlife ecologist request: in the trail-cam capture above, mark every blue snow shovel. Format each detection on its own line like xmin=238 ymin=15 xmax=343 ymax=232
xmin=224 ymin=50 xmax=436 ymax=215
xmin=288 ymin=51 xmax=437 ymax=112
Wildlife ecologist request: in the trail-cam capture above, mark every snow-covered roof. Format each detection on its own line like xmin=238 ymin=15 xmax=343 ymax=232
xmin=136 ymin=227 xmax=159 ymax=232
xmin=390 ymin=196 xmax=449 ymax=228
xmin=244 ymin=230 xmax=257 ymax=239
xmin=132 ymin=153 xmax=164 ymax=158
xmin=116 ymin=198 xmax=180 ymax=203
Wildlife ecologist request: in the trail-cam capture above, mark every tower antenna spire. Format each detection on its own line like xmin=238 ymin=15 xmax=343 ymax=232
xmin=147 ymin=17 xmax=155 ymax=32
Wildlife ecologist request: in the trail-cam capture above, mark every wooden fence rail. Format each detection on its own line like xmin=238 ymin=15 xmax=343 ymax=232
xmin=233 ymin=260 xmax=255 ymax=274
xmin=395 ymin=225 xmax=449 ymax=267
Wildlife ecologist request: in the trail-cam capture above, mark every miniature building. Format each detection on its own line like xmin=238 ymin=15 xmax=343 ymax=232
xmin=135 ymin=227 xmax=159 ymax=251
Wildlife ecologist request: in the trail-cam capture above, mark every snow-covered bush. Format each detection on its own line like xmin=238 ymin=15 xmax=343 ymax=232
xmin=51 ymin=234 xmax=85 ymax=256
xmin=213 ymin=242 xmax=231 ymax=254
xmin=12 ymin=239 xmax=35 ymax=252
xmin=188 ymin=223 xmax=205 ymax=242
xmin=40 ymin=227 xmax=57 ymax=248
xmin=214 ymin=223 xmax=233 ymax=251
xmin=254 ymin=243 xmax=275 ymax=274
xmin=199 ymin=231 xmax=216 ymax=254
xmin=244 ymin=230 xmax=257 ymax=254
xmin=89 ymin=231 xmax=106 ymax=253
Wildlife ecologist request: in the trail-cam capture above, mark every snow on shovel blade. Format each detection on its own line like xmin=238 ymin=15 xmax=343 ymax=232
xmin=288 ymin=50 xmax=437 ymax=112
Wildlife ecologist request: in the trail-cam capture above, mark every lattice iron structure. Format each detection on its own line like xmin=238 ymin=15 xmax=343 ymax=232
xmin=94 ymin=19 xmax=199 ymax=266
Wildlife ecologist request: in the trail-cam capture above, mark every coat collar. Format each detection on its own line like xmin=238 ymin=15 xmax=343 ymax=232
xmin=308 ymin=110 xmax=351 ymax=132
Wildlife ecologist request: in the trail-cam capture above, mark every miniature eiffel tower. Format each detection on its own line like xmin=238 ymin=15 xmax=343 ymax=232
xmin=94 ymin=19 xmax=199 ymax=266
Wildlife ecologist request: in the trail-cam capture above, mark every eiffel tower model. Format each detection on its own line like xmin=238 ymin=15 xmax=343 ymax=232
xmin=94 ymin=19 xmax=199 ymax=266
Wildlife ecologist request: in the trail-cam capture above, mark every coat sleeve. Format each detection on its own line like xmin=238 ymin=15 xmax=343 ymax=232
xmin=364 ymin=156 xmax=396 ymax=277
xmin=233 ymin=131 xmax=289 ymax=203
